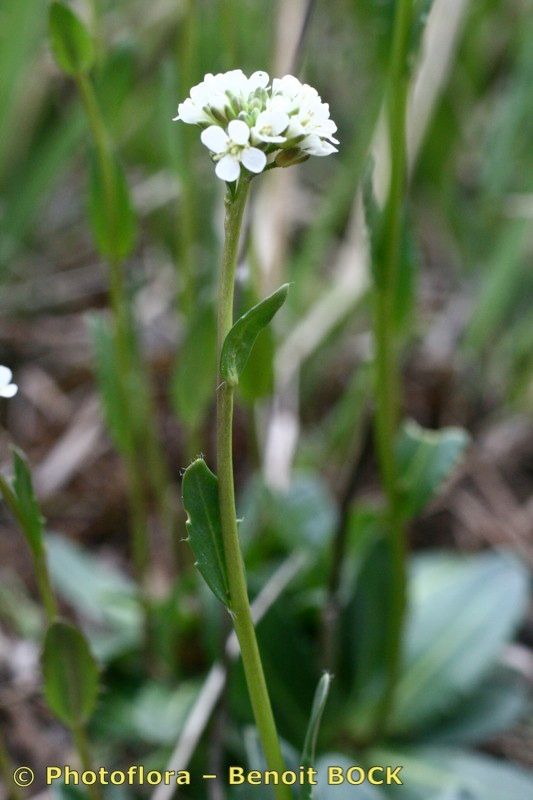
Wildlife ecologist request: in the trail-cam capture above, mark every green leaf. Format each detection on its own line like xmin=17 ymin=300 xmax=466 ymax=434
xmin=240 ymin=474 xmax=337 ymax=553
xmin=46 ymin=534 xmax=142 ymax=662
xmin=131 ymin=681 xmax=199 ymax=744
xmin=396 ymin=420 xmax=470 ymax=519
xmin=42 ymin=621 xmax=99 ymax=728
xmin=220 ymin=284 xmax=289 ymax=386
xmin=171 ymin=305 xmax=217 ymax=430
xmin=340 ymin=527 xmax=392 ymax=738
xmin=48 ymin=2 xmax=95 ymax=77
xmin=12 ymin=448 xmax=46 ymax=557
xmin=89 ymin=314 xmax=131 ymax=453
xmin=300 ymin=673 xmax=332 ymax=800
xmin=390 ymin=551 xmax=529 ymax=735
xmin=88 ymin=149 xmax=136 ymax=263
xmin=181 ymin=459 xmax=230 ymax=608
xmin=370 ymin=745 xmax=533 ymax=800
xmin=422 ymin=667 xmax=527 ymax=746
xmin=0 ymin=449 xmax=46 ymax=558
xmin=238 ymin=323 xmax=276 ymax=401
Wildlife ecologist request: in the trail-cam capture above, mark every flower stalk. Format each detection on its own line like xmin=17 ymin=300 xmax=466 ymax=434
xmin=371 ymin=0 xmax=414 ymax=737
xmin=216 ymin=176 xmax=290 ymax=800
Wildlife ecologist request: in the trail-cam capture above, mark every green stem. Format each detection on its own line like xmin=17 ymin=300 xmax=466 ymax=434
xmin=34 ymin=548 xmax=58 ymax=624
xmin=216 ymin=179 xmax=290 ymax=800
xmin=72 ymin=724 xmax=101 ymax=800
xmin=371 ymin=0 xmax=413 ymax=738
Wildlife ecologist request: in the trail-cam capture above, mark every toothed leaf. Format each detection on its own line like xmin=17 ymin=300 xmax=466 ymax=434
xmin=182 ymin=459 xmax=230 ymax=608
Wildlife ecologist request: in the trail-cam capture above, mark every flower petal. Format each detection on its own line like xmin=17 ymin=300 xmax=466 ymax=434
xmin=0 ymin=366 xmax=13 ymax=386
xmin=201 ymin=126 xmax=229 ymax=153
xmin=241 ymin=147 xmax=267 ymax=174
xmin=249 ymin=70 xmax=269 ymax=90
xmin=215 ymin=155 xmax=241 ymax=182
xmin=228 ymin=119 xmax=250 ymax=145
xmin=0 ymin=383 xmax=17 ymax=398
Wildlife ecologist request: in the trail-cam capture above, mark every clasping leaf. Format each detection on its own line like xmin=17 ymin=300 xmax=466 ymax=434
xmin=182 ymin=459 xmax=230 ymax=608
xmin=42 ymin=621 xmax=99 ymax=728
xmin=220 ymin=284 xmax=289 ymax=386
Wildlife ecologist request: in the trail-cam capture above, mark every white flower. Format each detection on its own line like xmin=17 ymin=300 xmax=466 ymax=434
xmin=251 ymin=109 xmax=289 ymax=144
xmin=0 ymin=366 xmax=17 ymax=398
xmin=174 ymin=69 xmax=338 ymax=181
xmin=201 ymin=120 xmax=267 ymax=182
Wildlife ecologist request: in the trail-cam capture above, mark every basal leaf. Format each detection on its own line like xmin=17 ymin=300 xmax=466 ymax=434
xmin=220 ymin=284 xmax=289 ymax=387
xmin=88 ymin=149 xmax=136 ymax=264
xmin=42 ymin=621 xmax=99 ymax=728
xmin=370 ymin=745 xmax=533 ymax=800
xmin=390 ymin=551 xmax=529 ymax=735
xmin=48 ymin=2 xmax=95 ymax=77
xmin=181 ymin=459 xmax=230 ymax=608
xmin=396 ymin=420 xmax=470 ymax=519
xmin=300 ymin=673 xmax=333 ymax=800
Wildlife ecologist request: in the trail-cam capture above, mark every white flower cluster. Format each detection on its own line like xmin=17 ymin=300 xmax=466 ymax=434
xmin=0 ymin=366 xmax=17 ymax=398
xmin=173 ymin=70 xmax=338 ymax=182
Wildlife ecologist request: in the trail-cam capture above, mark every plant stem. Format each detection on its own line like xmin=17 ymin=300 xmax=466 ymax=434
xmin=72 ymin=724 xmax=102 ymax=800
xmin=216 ymin=178 xmax=290 ymax=800
xmin=371 ymin=0 xmax=413 ymax=738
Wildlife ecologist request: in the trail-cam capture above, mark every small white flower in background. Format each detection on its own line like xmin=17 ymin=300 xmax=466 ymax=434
xmin=174 ymin=69 xmax=338 ymax=182
xmin=0 ymin=366 xmax=17 ymax=398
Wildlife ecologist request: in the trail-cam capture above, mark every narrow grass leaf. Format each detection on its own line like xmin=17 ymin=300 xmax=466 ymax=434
xmin=300 ymin=673 xmax=332 ymax=800
xmin=182 ymin=459 xmax=230 ymax=608
xmin=220 ymin=284 xmax=289 ymax=386
xmin=48 ymin=2 xmax=95 ymax=77
xmin=42 ymin=621 xmax=99 ymax=728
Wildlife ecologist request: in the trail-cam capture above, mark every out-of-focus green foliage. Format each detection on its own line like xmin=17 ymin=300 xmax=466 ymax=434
xmin=0 ymin=1 xmax=531 ymax=797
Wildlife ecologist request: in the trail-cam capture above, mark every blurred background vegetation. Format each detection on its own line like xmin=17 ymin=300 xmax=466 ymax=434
xmin=0 ymin=1 xmax=532 ymax=799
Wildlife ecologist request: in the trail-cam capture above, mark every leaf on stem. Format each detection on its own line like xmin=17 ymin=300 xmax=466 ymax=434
xmin=88 ymin=149 xmax=136 ymax=264
xmin=0 ymin=449 xmax=45 ymax=559
xmin=182 ymin=459 xmax=230 ymax=608
xmin=220 ymin=284 xmax=289 ymax=387
xmin=12 ymin=448 xmax=46 ymax=557
xmin=300 ymin=673 xmax=332 ymax=800
xmin=42 ymin=621 xmax=99 ymax=728
xmin=396 ymin=420 xmax=470 ymax=520
xmin=48 ymin=2 xmax=95 ymax=77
